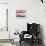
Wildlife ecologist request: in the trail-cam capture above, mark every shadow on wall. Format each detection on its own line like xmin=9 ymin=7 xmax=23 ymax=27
xmin=40 ymin=25 xmax=45 ymax=46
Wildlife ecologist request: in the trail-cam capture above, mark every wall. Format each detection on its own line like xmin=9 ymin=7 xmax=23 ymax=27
xmin=0 ymin=0 xmax=8 ymax=3
xmin=0 ymin=4 xmax=9 ymax=39
xmin=9 ymin=0 xmax=46 ymax=45
xmin=0 ymin=0 xmax=13 ymax=46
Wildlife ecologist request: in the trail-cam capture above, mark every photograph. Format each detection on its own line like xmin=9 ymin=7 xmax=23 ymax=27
xmin=16 ymin=10 xmax=26 ymax=17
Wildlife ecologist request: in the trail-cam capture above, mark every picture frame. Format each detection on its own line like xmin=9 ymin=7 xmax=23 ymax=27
xmin=16 ymin=10 xmax=26 ymax=17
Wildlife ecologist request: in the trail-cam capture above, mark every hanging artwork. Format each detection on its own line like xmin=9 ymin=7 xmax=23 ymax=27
xmin=16 ymin=10 xmax=26 ymax=17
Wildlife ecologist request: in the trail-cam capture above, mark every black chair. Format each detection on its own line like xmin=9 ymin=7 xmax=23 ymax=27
xmin=19 ymin=23 xmax=40 ymax=46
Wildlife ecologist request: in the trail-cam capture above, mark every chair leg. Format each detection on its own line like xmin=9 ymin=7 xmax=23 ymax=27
xmin=20 ymin=41 xmax=21 ymax=45
xmin=30 ymin=39 xmax=34 ymax=46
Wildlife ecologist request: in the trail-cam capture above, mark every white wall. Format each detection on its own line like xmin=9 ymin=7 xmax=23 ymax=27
xmin=0 ymin=0 xmax=13 ymax=46
xmin=0 ymin=0 xmax=8 ymax=3
xmin=8 ymin=0 xmax=44 ymax=40
xmin=0 ymin=4 xmax=9 ymax=39
xmin=8 ymin=0 xmax=46 ymax=46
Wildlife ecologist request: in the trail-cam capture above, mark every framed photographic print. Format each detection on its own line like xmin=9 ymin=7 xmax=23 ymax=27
xmin=16 ymin=9 xmax=26 ymax=17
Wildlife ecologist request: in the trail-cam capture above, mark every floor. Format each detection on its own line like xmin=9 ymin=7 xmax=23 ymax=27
xmin=0 ymin=43 xmax=16 ymax=46
xmin=0 ymin=43 xmax=12 ymax=46
xmin=0 ymin=42 xmax=43 ymax=46
xmin=0 ymin=41 xmax=43 ymax=46
xmin=19 ymin=41 xmax=43 ymax=46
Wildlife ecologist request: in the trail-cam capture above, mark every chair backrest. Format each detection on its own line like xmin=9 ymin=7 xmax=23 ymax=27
xmin=27 ymin=23 xmax=40 ymax=35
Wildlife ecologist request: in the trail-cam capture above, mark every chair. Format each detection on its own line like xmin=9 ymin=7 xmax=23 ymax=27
xmin=19 ymin=23 xmax=40 ymax=46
